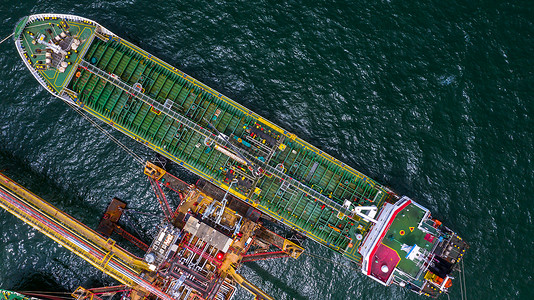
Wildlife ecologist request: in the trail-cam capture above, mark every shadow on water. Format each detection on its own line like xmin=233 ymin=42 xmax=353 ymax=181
xmin=0 ymin=148 xmax=160 ymax=253
xmin=11 ymin=272 xmax=68 ymax=293
xmin=244 ymin=262 xmax=307 ymax=300
xmin=0 ymin=149 xmax=102 ymax=227
xmin=12 ymin=265 xmax=113 ymax=294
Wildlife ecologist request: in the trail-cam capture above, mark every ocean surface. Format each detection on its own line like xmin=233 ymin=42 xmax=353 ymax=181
xmin=1 ymin=1 xmax=533 ymax=299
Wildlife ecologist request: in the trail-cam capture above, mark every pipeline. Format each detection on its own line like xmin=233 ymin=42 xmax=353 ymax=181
xmin=213 ymin=144 xmax=247 ymax=165
xmin=227 ymin=267 xmax=274 ymax=300
xmin=0 ymin=173 xmax=149 ymax=271
xmin=0 ymin=173 xmax=173 ymax=300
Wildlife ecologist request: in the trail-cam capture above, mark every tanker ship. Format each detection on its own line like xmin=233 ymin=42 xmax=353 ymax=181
xmin=11 ymin=13 xmax=468 ymax=298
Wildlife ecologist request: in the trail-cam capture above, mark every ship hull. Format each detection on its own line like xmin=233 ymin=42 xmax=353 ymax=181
xmin=14 ymin=13 xmax=468 ymax=297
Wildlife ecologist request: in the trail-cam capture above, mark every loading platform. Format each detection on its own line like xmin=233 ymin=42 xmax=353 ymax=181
xmin=0 ymin=164 xmax=306 ymax=300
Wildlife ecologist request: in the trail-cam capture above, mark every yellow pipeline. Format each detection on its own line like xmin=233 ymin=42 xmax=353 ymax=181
xmin=0 ymin=173 xmax=150 ymax=271
xmin=0 ymin=185 xmax=137 ymax=286
xmin=227 ymin=267 xmax=274 ymax=300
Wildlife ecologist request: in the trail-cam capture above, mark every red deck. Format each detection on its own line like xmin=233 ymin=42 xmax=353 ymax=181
xmin=370 ymin=243 xmax=400 ymax=283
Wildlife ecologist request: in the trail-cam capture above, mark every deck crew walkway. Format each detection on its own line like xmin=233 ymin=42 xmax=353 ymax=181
xmin=78 ymin=59 xmax=352 ymax=217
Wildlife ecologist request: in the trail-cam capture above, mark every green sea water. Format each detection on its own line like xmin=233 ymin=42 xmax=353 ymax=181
xmin=0 ymin=0 xmax=533 ymax=299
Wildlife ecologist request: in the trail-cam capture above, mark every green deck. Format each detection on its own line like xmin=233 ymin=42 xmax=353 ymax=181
xmin=17 ymin=16 xmax=395 ymax=261
xmin=382 ymin=203 xmax=436 ymax=277
xmin=17 ymin=16 xmax=95 ymax=93
xmin=0 ymin=290 xmax=31 ymax=300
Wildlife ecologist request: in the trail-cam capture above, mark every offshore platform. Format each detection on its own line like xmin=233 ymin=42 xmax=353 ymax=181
xmin=5 ymin=13 xmax=469 ymax=298
xmin=0 ymin=162 xmax=304 ymax=300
